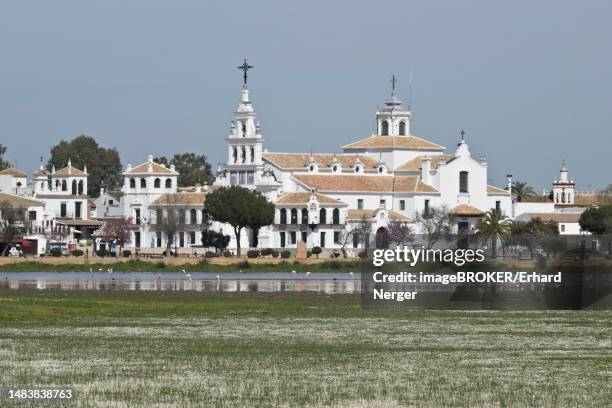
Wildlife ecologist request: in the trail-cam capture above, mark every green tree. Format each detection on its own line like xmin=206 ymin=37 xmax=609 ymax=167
xmin=512 ymin=181 xmax=536 ymax=202
xmin=205 ymin=186 xmax=274 ymax=256
xmin=154 ymin=153 xmax=214 ymax=187
xmin=476 ymin=208 xmax=512 ymax=258
xmin=579 ymin=206 xmax=612 ymax=234
xmin=0 ymin=201 xmax=27 ymax=255
xmin=47 ymin=135 xmax=122 ymax=196
xmin=510 ymin=217 xmax=559 ymax=258
xmin=0 ymin=144 xmax=10 ymax=170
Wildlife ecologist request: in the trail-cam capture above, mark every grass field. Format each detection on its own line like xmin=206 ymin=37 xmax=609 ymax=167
xmin=0 ymin=291 xmax=610 ymax=407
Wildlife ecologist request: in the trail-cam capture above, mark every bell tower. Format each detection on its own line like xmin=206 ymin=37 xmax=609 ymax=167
xmin=376 ymin=74 xmax=411 ymax=136
xmin=552 ymin=161 xmax=575 ymax=205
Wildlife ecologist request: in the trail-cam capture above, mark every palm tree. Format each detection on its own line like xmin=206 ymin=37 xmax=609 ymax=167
xmin=476 ymin=209 xmax=512 ymax=258
xmin=512 ymin=181 xmax=536 ymax=202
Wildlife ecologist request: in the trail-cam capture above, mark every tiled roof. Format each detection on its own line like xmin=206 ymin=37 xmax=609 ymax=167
xmin=263 ymin=152 xmax=378 ymax=170
xmin=53 ymin=166 xmax=87 ymax=177
xmin=151 ymin=192 xmax=207 ymax=206
xmin=55 ymin=218 xmax=104 ymax=226
xmin=396 ymin=154 xmax=455 ymax=172
xmin=0 ymin=168 xmax=28 ymax=177
xmin=292 ymin=174 xmax=438 ymax=193
xmin=125 ymin=162 xmax=177 ymax=175
xmin=487 ymin=185 xmax=510 ymax=194
xmin=0 ymin=193 xmax=44 ymax=207
xmin=346 ymin=209 xmax=413 ymax=222
xmin=275 ymin=192 xmax=348 ymax=207
xmin=343 ymin=135 xmax=444 ymax=150
xmin=449 ymin=204 xmax=485 ymax=216
xmin=32 ymin=168 xmax=50 ymax=176
xmin=521 ymin=195 xmax=551 ymax=203
xmin=520 ymin=212 xmax=581 ymax=223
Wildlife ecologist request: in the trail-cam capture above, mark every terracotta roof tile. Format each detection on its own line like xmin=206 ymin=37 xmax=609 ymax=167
xmin=0 ymin=168 xmax=28 ymax=177
xmin=450 ymin=204 xmax=485 ymax=216
xmin=343 ymin=135 xmax=444 ymax=150
xmin=53 ymin=166 xmax=87 ymax=177
xmin=56 ymin=218 xmax=104 ymax=226
xmin=275 ymin=192 xmax=348 ymax=206
xmin=151 ymin=192 xmax=207 ymax=206
xmin=396 ymin=154 xmax=455 ymax=172
xmin=520 ymin=212 xmax=581 ymax=223
xmin=126 ymin=161 xmax=177 ymax=175
xmin=292 ymin=174 xmax=438 ymax=193
xmin=346 ymin=209 xmax=413 ymax=222
xmin=0 ymin=193 xmax=44 ymax=207
xmin=263 ymin=152 xmax=378 ymax=170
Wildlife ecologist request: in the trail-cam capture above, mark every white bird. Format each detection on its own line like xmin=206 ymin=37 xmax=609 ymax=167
xmin=349 ymin=271 xmax=354 ymax=276
xmin=98 ymin=268 xmax=103 ymax=272
xmin=291 ymin=270 xmax=296 ymax=275
xmin=216 ymin=274 xmax=220 ymax=280
xmin=89 ymin=268 xmax=92 ymax=273
xmin=306 ymin=271 xmax=311 ymax=277
xmin=107 ymin=268 xmax=113 ymax=273
xmin=181 ymin=269 xmax=186 ymax=273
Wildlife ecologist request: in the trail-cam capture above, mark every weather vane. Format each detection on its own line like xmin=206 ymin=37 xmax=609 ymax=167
xmin=237 ymin=59 xmax=253 ymax=85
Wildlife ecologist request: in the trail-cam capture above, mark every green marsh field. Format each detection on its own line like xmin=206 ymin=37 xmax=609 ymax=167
xmin=0 ymin=291 xmax=610 ymax=407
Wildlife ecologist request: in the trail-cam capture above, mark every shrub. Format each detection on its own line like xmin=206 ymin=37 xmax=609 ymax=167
xmin=358 ymin=251 xmax=368 ymax=259
xmin=324 ymin=260 xmax=342 ymax=269
xmin=260 ymin=248 xmax=273 ymax=257
xmin=205 ymin=251 xmax=220 ymax=258
xmin=281 ymin=250 xmax=291 ymax=259
xmin=156 ymin=261 xmax=166 ymax=269
xmin=72 ymin=249 xmax=84 ymax=257
xmin=50 ymin=248 xmax=62 ymax=257
xmin=96 ymin=248 xmax=107 ymax=257
xmin=223 ymin=250 xmax=232 ymax=257
xmin=271 ymin=250 xmax=279 ymax=258
xmin=311 ymin=246 xmax=322 ymax=258
xmin=247 ymin=250 xmax=260 ymax=258
xmin=122 ymin=250 xmax=132 ymax=258
xmin=307 ymin=251 xmax=312 ymax=258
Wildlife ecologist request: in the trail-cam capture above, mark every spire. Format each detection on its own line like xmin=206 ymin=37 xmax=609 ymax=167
xmin=67 ymin=157 xmax=72 ymax=175
xmin=39 ymin=156 xmax=44 ymax=171
xmin=83 ymin=164 xmax=87 ymax=174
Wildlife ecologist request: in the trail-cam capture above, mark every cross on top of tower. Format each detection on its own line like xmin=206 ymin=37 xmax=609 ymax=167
xmin=237 ymin=59 xmax=254 ymax=85
xmin=460 ymin=129 xmax=466 ymax=141
xmin=390 ymin=74 xmax=398 ymax=92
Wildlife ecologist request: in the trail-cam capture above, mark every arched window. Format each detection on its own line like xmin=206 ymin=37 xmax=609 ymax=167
xmin=319 ymin=208 xmax=327 ymax=224
xmin=250 ymin=146 xmax=255 ymax=162
xmin=61 ymin=180 xmax=67 ymax=191
xmin=71 ymin=180 xmax=77 ymax=195
xmin=165 ymin=178 xmax=172 ymax=188
xmin=459 ymin=171 xmax=469 ymax=193
xmin=232 ymin=147 xmax=238 ymax=163
xmin=280 ymin=209 xmax=287 ymax=224
xmin=301 ymin=208 xmax=308 ymax=224
xmin=140 ymin=178 xmax=146 ymax=189
xmin=154 ymin=178 xmax=161 ymax=188
xmin=78 ymin=180 xmax=84 ymax=195
xmin=190 ymin=209 xmax=197 ymax=224
xmin=290 ymin=208 xmax=298 ymax=224
xmin=241 ymin=121 xmax=247 ymax=137
xmin=130 ymin=178 xmax=136 ymax=189
xmin=399 ymin=121 xmax=406 ymax=135
xmin=561 ymin=192 xmax=566 ymax=203
xmin=332 ymin=165 xmax=339 ymax=173
xmin=381 ymin=120 xmax=389 ymax=135
xmin=354 ymin=165 xmax=362 ymax=174
xmin=567 ymin=192 xmax=571 ymax=203
xmin=242 ymin=146 xmax=247 ymax=163
xmin=332 ymin=208 xmax=340 ymax=224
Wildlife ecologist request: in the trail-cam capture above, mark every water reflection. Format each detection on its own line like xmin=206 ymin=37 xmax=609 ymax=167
xmin=0 ymin=272 xmax=360 ymax=294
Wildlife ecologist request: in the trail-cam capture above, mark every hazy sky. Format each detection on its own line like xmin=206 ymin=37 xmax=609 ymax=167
xmin=1 ymin=0 xmax=610 ymax=191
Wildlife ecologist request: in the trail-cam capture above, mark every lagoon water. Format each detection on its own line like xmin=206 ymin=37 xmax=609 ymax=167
xmin=0 ymin=272 xmax=361 ymax=294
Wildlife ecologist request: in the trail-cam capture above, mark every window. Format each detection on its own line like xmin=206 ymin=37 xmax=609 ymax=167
xmin=357 ymin=199 xmax=364 ymax=209
xmin=320 ymin=231 xmax=326 ymax=248
xmin=332 ymin=165 xmax=339 ymax=173
xmin=190 ymin=209 xmax=197 ymax=224
xmin=290 ymin=208 xmax=298 ymax=224
xmin=399 ymin=121 xmax=406 ymax=135
xmin=399 ymin=200 xmax=405 ymax=211
xmin=561 ymin=192 xmax=566 ymax=203
xmin=301 ymin=208 xmax=308 ymax=224
xmin=78 ymin=180 xmax=84 ymax=195
xmin=378 ymin=165 xmax=385 ymax=174
xmin=332 ymin=208 xmax=340 ymax=224
xmin=280 ymin=232 xmax=286 ymax=248
xmin=156 ymin=231 xmax=162 ymax=247
xmin=309 ymin=164 xmax=315 ymax=172
xmin=380 ymin=199 xmax=386 ymax=209
xmin=60 ymin=203 xmax=67 ymax=217
xmin=495 ymin=201 xmax=501 ymax=212
xmin=334 ymin=231 xmax=341 ymax=244
xmin=28 ymin=210 xmax=37 ymax=221
xmin=301 ymin=231 xmax=307 ymax=243
xmin=560 ymin=224 xmax=565 ymax=233
xmin=354 ymin=165 xmax=362 ymax=173
xmin=75 ymin=202 xmax=82 ymax=219
xmin=381 ymin=120 xmax=389 ymax=135
xmin=179 ymin=233 xmax=185 ymax=248
xmin=232 ymin=147 xmax=238 ymax=163
xmin=247 ymin=171 xmax=254 ymax=185
xmin=178 ymin=210 xmax=185 ymax=225
xmin=135 ymin=208 xmax=141 ymax=225
xmin=353 ymin=233 xmax=359 ymax=248
xmin=280 ymin=209 xmax=287 ymax=224
xmin=319 ymin=208 xmax=326 ymax=224
xmin=459 ymin=171 xmax=469 ymax=193
xmin=290 ymin=231 xmax=296 ymax=245
xmin=61 ymin=180 xmax=67 ymax=191
xmin=140 ymin=178 xmax=146 ymax=188
xmin=135 ymin=232 xmax=141 ymax=248
xmin=72 ymin=180 xmax=77 ymax=195
xmin=424 ymin=199 xmax=430 ymax=217
xmin=241 ymin=122 xmax=247 ymax=137
xmin=239 ymin=172 xmax=246 ymax=185
xmin=109 ymin=199 xmax=114 ymax=206
xmin=190 ymin=231 xmax=196 ymax=245
xmin=155 ymin=209 xmax=162 ymax=224
xmin=230 ymin=172 xmax=237 ymax=185
xmin=165 ymin=178 xmax=172 ymax=188
xmin=154 ymin=178 xmax=161 ymax=188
